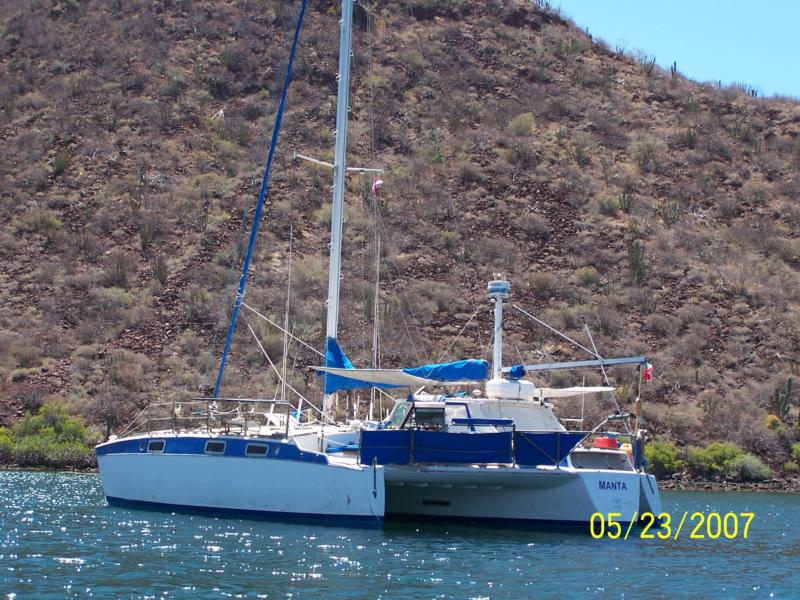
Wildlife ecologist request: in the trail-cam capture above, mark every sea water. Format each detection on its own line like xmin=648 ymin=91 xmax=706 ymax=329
xmin=1 ymin=471 xmax=797 ymax=599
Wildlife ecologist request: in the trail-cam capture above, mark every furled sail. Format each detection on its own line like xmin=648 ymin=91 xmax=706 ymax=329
xmin=317 ymin=338 xmax=488 ymax=394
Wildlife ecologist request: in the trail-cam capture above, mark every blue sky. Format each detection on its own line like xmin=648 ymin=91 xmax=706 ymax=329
xmin=556 ymin=0 xmax=800 ymax=99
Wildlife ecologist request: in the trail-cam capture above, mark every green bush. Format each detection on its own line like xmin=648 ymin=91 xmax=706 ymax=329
xmin=7 ymin=403 xmax=97 ymax=469
xmin=791 ymin=442 xmax=800 ymax=463
xmin=724 ymin=454 xmax=772 ymax=482
xmin=0 ymin=428 xmax=13 ymax=463
xmin=645 ymin=440 xmax=683 ymax=478
xmin=14 ymin=402 xmax=88 ymax=444
xmin=13 ymin=437 xmax=96 ymax=470
xmin=687 ymin=442 xmax=743 ymax=476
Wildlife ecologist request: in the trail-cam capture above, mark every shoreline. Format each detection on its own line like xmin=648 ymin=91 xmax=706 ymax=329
xmin=2 ymin=465 xmax=798 ymax=492
xmin=656 ymin=475 xmax=800 ymax=493
xmin=1 ymin=465 xmax=98 ymax=474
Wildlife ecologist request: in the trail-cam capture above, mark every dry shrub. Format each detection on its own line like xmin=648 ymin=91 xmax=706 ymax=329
xmin=630 ymin=137 xmax=667 ymax=173
xmin=645 ymin=314 xmax=676 ymax=337
xmin=519 ymin=213 xmax=550 ymax=241
xmin=465 ymin=238 xmax=516 ymax=269
xmin=105 ymin=350 xmax=153 ymax=393
xmin=525 ymin=272 xmax=558 ymax=300
xmin=506 ymin=112 xmax=535 ymax=137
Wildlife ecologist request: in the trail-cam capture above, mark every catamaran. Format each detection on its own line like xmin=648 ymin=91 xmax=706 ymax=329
xmin=96 ymin=0 xmax=662 ymax=529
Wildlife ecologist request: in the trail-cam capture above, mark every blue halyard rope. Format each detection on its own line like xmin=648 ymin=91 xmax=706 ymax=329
xmin=212 ymin=0 xmax=308 ymax=398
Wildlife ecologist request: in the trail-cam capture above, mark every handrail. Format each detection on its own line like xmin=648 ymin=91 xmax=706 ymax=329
xmin=119 ymin=396 xmax=301 ymax=438
xmin=191 ymin=397 xmax=292 ymax=405
xmin=450 ymin=418 xmax=514 ymax=427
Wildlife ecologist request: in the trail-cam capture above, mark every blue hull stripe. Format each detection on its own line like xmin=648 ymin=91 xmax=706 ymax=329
xmin=106 ymin=496 xmax=383 ymax=528
xmin=96 ymin=436 xmax=328 ymax=465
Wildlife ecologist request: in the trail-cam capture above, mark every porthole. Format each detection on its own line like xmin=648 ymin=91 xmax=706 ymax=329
xmin=245 ymin=444 xmax=268 ymax=457
xmin=205 ymin=440 xmax=226 ymax=455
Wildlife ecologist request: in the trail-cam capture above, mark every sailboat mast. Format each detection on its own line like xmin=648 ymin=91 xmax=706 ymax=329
xmin=370 ymin=227 xmax=380 ymax=420
xmin=323 ymin=0 xmax=354 ymax=417
xmin=281 ymin=226 xmax=293 ymax=404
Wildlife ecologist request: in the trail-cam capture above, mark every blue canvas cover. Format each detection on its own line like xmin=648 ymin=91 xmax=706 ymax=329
xmin=322 ymin=337 xmax=397 ymax=394
xmin=359 ymin=430 xmax=512 ymax=465
xmin=322 ymin=337 xmax=489 ymax=394
xmin=507 ymin=364 xmax=526 ymax=380
xmin=323 ymin=337 xmax=356 ymax=394
xmin=413 ymin=431 xmax=512 ymax=464
xmin=514 ymin=431 xmax=588 ymax=466
xmin=404 ymin=359 xmax=488 ymax=382
xmin=359 ymin=430 xmax=412 ymax=465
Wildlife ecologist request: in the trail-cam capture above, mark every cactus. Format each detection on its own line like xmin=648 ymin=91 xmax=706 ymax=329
xmin=619 ymin=189 xmax=635 ymax=214
xmin=658 ymin=198 xmax=682 ymax=227
xmin=769 ymin=378 xmax=794 ymax=421
xmin=641 ymin=56 xmax=656 ymax=78
xmin=627 ymin=240 xmax=645 ymax=284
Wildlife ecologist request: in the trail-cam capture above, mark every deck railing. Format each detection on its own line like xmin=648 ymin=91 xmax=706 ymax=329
xmin=119 ymin=397 xmax=295 ymax=438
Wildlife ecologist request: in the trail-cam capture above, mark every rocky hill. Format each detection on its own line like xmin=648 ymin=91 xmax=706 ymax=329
xmin=1 ymin=0 xmax=799 ymax=470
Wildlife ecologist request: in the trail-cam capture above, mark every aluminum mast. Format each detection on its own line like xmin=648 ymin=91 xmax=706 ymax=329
xmin=323 ymin=0 xmax=354 ymax=417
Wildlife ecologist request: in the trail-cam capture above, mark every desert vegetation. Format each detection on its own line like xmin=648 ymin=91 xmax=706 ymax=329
xmin=0 ymin=403 xmax=96 ymax=469
xmin=0 ymin=0 xmax=799 ymax=477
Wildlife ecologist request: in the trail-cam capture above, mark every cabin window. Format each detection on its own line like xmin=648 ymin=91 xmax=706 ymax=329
xmin=412 ymin=406 xmax=446 ymax=429
xmin=147 ymin=440 xmax=165 ymax=453
xmin=385 ymin=403 xmax=410 ymax=429
xmin=205 ymin=440 xmax=226 ymax=455
xmin=445 ymin=404 xmax=468 ymax=422
xmin=245 ymin=444 xmax=268 ymax=456
xmin=271 ymin=446 xmax=281 ymax=457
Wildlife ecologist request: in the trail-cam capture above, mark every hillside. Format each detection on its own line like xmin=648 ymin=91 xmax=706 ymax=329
xmin=1 ymin=0 xmax=799 ymax=471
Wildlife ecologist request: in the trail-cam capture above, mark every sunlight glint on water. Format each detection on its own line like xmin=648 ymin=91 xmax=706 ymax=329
xmin=1 ymin=471 xmax=797 ymax=598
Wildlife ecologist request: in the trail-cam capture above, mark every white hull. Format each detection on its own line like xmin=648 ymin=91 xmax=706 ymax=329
xmin=97 ymin=440 xmax=384 ymax=526
xmin=96 ymin=435 xmax=661 ymax=529
xmin=384 ymin=464 xmax=654 ymax=526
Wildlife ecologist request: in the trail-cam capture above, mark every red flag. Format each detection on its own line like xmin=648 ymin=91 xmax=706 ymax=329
xmin=371 ymin=178 xmax=384 ymax=194
xmin=644 ymin=362 xmax=654 ymax=382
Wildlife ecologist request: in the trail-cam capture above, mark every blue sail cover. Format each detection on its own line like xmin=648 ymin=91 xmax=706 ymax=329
xmin=405 ymin=359 xmax=488 ymax=382
xmin=324 ymin=337 xmax=371 ymax=394
xmin=507 ymin=364 xmax=526 ymax=380
xmin=322 ymin=337 xmax=489 ymax=394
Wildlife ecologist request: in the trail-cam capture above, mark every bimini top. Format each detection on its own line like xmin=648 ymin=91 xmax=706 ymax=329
xmin=314 ymin=337 xmax=488 ymax=394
